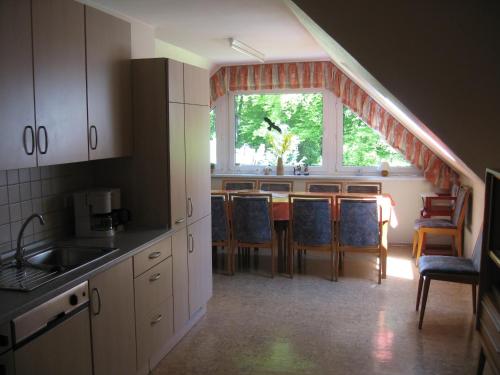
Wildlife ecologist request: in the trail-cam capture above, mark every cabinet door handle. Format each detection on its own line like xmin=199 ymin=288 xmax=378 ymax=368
xmin=150 ymin=314 xmax=163 ymax=326
xmin=175 ymin=218 xmax=185 ymax=224
xmin=148 ymin=251 xmax=161 ymax=259
xmin=89 ymin=125 xmax=98 ymax=150
xmin=37 ymin=126 xmax=48 ymax=154
xmin=188 ymin=233 xmax=194 ymax=253
xmin=23 ymin=126 xmax=35 ymax=155
xmin=91 ymin=287 xmax=101 ymax=316
xmin=187 ymin=198 xmax=193 ymax=217
xmin=149 ymin=272 xmax=161 ymax=282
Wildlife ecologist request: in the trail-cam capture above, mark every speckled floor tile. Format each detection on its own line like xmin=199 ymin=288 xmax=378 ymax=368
xmin=152 ymin=246 xmax=481 ymax=375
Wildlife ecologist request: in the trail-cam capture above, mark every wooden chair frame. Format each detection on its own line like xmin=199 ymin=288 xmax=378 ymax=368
xmin=287 ymin=194 xmax=337 ymax=281
xmin=305 ymin=181 xmax=343 ymax=193
xmin=257 ymin=180 xmax=294 ymax=192
xmin=228 ymin=192 xmax=276 ymax=277
xmin=335 ymin=196 xmax=383 ymax=284
xmin=344 ymin=181 xmax=382 ymax=194
xmin=412 ymin=187 xmax=471 ymax=264
xmin=211 ymin=192 xmax=231 ymax=274
xmin=222 ymin=179 xmax=257 ymax=191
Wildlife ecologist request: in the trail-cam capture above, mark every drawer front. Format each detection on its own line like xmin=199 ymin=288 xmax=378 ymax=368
xmin=134 ymin=237 xmax=172 ymax=277
xmin=135 ymin=257 xmax=173 ymax=319
xmin=136 ymin=297 xmax=174 ymax=371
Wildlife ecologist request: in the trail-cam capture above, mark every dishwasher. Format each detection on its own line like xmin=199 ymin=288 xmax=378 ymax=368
xmin=12 ymin=281 xmax=93 ymax=375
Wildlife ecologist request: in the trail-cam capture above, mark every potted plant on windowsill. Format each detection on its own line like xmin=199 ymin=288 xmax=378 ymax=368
xmin=267 ymin=126 xmax=299 ymax=176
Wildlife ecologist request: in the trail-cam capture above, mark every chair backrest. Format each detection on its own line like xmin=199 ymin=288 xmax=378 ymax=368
xmin=345 ymin=182 xmax=382 ymax=194
xmin=337 ymin=197 xmax=381 ymax=247
xmin=306 ymin=181 xmax=342 ymax=193
xmin=229 ymin=193 xmax=273 ymax=244
xmin=451 ymin=186 xmax=471 ymax=226
xmin=211 ymin=194 xmax=229 ymax=243
xmin=258 ymin=180 xmax=293 ymax=192
xmin=223 ymin=179 xmax=257 ymax=191
xmin=289 ymin=195 xmax=333 ymax=246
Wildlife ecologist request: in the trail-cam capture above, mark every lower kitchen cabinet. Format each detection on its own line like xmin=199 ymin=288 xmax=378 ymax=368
xmin=15 ymin=309 xmax=92 ymax=375
xmin=172 ymin=228 xmax=189 ymax=332
xmin=188 ymin=215 xmax=213 ymax=317
xmin=89 ymin=258 xmax=136 ymax=375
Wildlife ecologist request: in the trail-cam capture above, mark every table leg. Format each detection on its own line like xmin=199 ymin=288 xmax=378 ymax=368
xmin=382 ymin=221 xmax=388 ymax=279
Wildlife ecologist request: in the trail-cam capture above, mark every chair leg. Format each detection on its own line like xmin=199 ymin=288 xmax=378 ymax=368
xmin=330 ymin=247 xmax=334 ymax=282
xmin=271 ymin=244 xmax=275 ymax=278
xmin=456 ymin=230 xmax=463 ymax=257
xmin=416 ymin=230 xmax=425 ymax=266
xmin=472 ymin=283 xmax=477 ymax=314
xmin=416 ymin=275 xmax=424 ymax=311
xmin=289 ymin=245 xmax=294 ymax=278
xmin=335 ymin=249 xmax=339 ymax=281
xmin=412 ymin=231 xmax=418 ymax=257
xmin=377 ymin=253 xmax=381 ymax=284
xmin=418 ymin=276 xmax=431 ymax=329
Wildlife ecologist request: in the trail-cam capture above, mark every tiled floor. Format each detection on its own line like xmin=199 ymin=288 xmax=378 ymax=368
xmin=153 ymin=246 xmax=482 ymax=375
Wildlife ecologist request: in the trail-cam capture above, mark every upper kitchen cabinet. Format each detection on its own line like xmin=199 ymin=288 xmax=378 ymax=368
xmin=86 ymin=6 xmax=132 ymax=160
xmin=184 ymin=64 xmax=209 ymax=106
xmin=0 ymin=0 xmax=36 ymax=170
xmin=32 ymin=0 xmax=88 ymax=166
xmin=168 ymin=60 xmax=184 ymax=104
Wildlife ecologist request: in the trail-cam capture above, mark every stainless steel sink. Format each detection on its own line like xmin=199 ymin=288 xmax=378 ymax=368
xmin=0 ymin=245 xmax=118 ymax=292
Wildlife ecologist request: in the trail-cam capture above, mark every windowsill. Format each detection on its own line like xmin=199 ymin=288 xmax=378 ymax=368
xmin=211 ymin=172 xmax=425 ymax=181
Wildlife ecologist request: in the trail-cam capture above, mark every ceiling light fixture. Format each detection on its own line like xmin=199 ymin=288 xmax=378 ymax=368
xmin=230 ymin=38 xmax=265 ymax=63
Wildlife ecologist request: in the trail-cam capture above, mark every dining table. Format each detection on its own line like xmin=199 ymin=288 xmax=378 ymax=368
xmin=211 ymin=190 xmax=396 ymax=279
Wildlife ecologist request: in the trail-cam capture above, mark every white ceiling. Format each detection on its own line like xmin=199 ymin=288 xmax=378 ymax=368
xmin=86 ymin=0 xmax=328 ymax=66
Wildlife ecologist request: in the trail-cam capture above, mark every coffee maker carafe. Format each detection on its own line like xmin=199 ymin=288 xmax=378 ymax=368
xmin=73 ymin=188 xmax=125 ymax=237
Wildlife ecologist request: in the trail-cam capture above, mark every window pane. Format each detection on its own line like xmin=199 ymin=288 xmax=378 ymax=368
xmin=343 ymin=106 xmax=411 ymax=167
xmin=210 ymin=108 xmax=216 ymax=164
xmin=234 ymin=93 xmax=323 ymax=166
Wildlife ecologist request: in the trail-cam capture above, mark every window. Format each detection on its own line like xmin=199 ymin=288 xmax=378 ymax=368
xmin=342 ymin=106 xmax=411 ymax=168
xmin=210 ymin=108 xmax=216 ymax=164
xmin=233 ymin=93 xmax=324 ymax=167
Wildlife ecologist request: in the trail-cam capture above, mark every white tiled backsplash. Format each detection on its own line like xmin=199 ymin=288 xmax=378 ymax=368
xmin=0 ymin=162 xmax=93 ymax=259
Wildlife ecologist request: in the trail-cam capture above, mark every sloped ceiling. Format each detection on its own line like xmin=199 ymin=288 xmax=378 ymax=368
xmin=289 ymin=0 xmax=500 ymax=180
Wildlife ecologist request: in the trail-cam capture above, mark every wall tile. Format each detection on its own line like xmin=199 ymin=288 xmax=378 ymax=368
xmin=19 ymin=168 xmax=30 ymax=183
xmin=7 ymin=170 xmax=19 ymax=185
xmin=10 ymin=221 xmax=21 ymax=244
xmin=41 ymin=166 xmax=52 ymax=180
xmin=0 ymin=224 xmax=10 ymax=244
xmin=32 ymin=198 xmax=42 ymax=214
xmin=41 ymin=179 xmax=52 ymax=197
xmin=0 ymin=205 xmax=9 ymax=226
xmin=8 ymin=185 xmax=20 ymax=203
xmin=30 ymin=181 xmax=41 ymax=199
xmin=0 ymin=187 xmax=8 ymax=206
xmin=30 ymin=167 xmax=41 ymax=181
xmin=9 ymin=204 xmax=21 ymax=222
xmin=20 ymin=183 xmax=31 ymax=201
xmin=21 ymin=200 xmax=33 ymax=219
xmin=0 ymin=171 xmax=6 ymax=186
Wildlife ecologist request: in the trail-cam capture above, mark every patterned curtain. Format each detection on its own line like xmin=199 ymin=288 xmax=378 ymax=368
xmin=210 ymin=61 xmax=458 ymax=189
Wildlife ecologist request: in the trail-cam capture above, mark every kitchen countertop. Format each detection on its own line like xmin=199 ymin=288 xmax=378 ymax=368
xmin=0 ymin=227 xmax=173 ymax=326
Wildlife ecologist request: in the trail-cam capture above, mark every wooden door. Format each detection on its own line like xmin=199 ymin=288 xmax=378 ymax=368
xmin=172 ymin=228 xmax=189 ymax=332
xmin=169 ymin=103 xmax=187 ymax=231
xmin=185 ymin=104 xmax=210 ymax=225
xmin=188 ymin=216 xmax=213 ymax=317
xmin=0 ymin=0 xmax=36 ymax=170
xmin=15 ymin=309 xmax=92 ymax=375
xmin=32 ymin=0 xmax=88 ymax=166
xmin=86 ymin=6 xmax=132 ymax=160
xmin=183 ymin=64 xmax=209 ymax=106
xmin=89 ymin=259 xmax=136 ymax=375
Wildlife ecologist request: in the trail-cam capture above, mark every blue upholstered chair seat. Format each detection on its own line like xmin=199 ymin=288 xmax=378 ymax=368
xmin=414 ymin=218 xmax=456 ymax=230
xmin=418 ymin=255 xmax=477 ymax=276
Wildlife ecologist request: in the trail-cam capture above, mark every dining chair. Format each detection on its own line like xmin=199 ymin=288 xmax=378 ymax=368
xmin=420 ymin=184 xmax=460 ymax=218
xmin=222 ymin=179 xmax=257 ymax=191
xmin=412 ymin=186 xmax=471 ymax=264
xmin=336 ymin=196 xmax=383 ymax=284
xmin=305 ymin=181 xmax=342 ymax=193
xmin=416 ymin=231 xmax=481 ymax=329
xmin=229 ymin=192 xmax=276 ymax=277
xmin=211 ymin=193 xmax=231 ymax=274
xmin=288 ymin=194 xmax=337 ymax=281
xmin=258 ymin=180 xmax=293 ymax=192
xmin=344 ymin=181 xmax=382 ymax=194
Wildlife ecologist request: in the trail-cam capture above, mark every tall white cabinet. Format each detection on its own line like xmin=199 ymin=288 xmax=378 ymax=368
xmin=130 ymin=58 xmax=212 ymax=371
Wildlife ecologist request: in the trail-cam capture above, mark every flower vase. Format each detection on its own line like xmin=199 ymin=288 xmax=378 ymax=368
xmin=276 ymin=157 xmax=284 ymax=175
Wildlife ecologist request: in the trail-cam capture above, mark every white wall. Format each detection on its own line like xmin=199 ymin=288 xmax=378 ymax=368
xmin=460 ymin=173 xmax=485 ymax=258
xmin=211 ymin=175 xmax=436 ymax=245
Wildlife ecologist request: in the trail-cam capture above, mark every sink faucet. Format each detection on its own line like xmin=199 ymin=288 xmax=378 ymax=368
xmin=16 ymin=213 xmax=45 ymax=269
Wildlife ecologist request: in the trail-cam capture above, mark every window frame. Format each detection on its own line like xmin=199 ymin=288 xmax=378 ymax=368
xmin=226 ymin=88 xmax=335 ymax=174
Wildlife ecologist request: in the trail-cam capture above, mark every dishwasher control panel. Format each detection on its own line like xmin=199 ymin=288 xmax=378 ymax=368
xmin=13 ymin=281 xmax=89 ymax=344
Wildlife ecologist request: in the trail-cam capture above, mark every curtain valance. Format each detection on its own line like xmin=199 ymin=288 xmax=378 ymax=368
xmin=210 ymin=61 xmax=457 ymax=189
